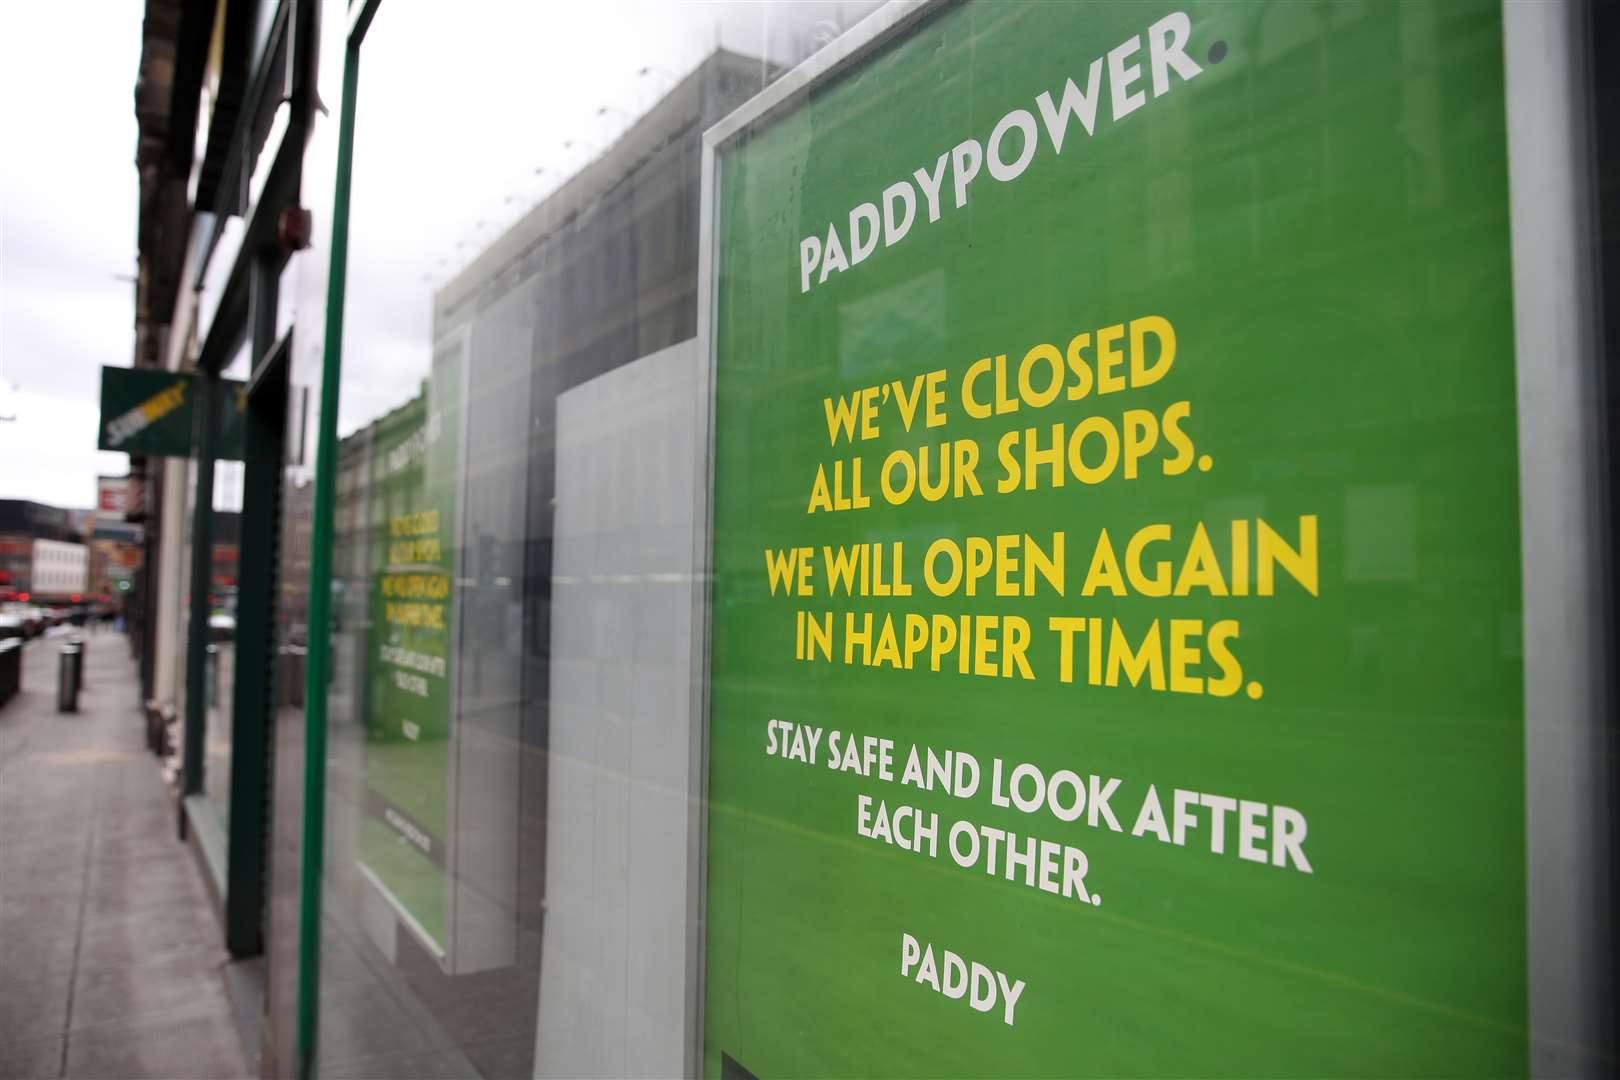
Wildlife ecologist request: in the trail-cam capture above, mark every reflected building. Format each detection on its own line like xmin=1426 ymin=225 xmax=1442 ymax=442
xmin=314 ymin=49 xmax=776 ymax=1076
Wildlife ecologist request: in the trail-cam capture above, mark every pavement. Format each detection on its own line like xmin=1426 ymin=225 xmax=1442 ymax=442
xmin=0 ymin=630 xmax=253 ymax=1079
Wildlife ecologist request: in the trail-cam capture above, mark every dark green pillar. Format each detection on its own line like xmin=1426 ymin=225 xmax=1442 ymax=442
xmin=181 ymin=367 xmax=221 ymax=831
xmin=224 ymin=257 xmax=287 ymax=958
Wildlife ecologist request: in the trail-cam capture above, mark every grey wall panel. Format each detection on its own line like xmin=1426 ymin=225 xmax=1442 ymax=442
xmin=1504 ymin=2 xmax=1617 ymax=1075
xmin=537 ymin=338 xmax=703 ymax=1078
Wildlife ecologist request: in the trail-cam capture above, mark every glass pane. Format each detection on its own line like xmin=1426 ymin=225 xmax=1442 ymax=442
xmin=262 ymin=3 xmax=349 ymax=1067
xmin=202 ymin=350 xmax=247 ymax=833
xmin=314 ymin=4 xmax=874 ymax=1075
xmin=297 ymin=2 xmax=1605 ymax=1078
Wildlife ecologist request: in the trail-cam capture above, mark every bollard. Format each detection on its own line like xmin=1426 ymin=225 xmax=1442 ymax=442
xmin=70 ymin=635 xmax=85 ymax=692
xmin=57 ymin=644 xmax=82 ymax=713
xmin=278 ymin=645 xmax=307 ymax=708
xmin=0 ymin=639 xmax=21 ymax=707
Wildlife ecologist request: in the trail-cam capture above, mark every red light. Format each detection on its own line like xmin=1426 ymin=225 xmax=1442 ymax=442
xmin=17 ymin=592 xmax=29 ymax=602
xmin=71 ymin=594 xmax=81 ymax=603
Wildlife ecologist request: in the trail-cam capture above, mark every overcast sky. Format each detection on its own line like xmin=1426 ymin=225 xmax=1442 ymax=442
xmin=334 ymin=0 xmax=876 ymax=437
xmin=0 ymin=2 xmax=143 ymax=508
xmin=0 ymin=1 xmax=874 ymax=506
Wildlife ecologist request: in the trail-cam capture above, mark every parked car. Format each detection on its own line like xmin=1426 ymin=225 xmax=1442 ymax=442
xmin=0 ymin=613 xmax=24 ymax=641
xmin=208 ymin=613 xmax=236 ymax=643
xmin=2 ymin=603 xmax=41 ymax=638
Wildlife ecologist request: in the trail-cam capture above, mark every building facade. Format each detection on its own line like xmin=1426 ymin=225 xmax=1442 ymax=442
xmin=0 ymin=500 xmax=93 ymax=603
xmin=127 ymin=1 xmax=1620 ymax=1078
xmin=28 ymin=540 xmax=89 ymax=602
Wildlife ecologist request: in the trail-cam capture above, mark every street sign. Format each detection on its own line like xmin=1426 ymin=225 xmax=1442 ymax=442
xmin=96 ymin=475 xmax=129 ymax=520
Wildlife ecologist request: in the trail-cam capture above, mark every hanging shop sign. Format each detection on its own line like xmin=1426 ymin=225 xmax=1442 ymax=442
xmin=703 ymin=1 xmax=1526 ymax=1075
xmin=97 ymin=366 xmax=246 ymax=460
xmin=95 ymin=475 xmax=130 ymax=520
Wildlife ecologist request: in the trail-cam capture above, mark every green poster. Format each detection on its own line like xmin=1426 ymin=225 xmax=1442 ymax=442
xmin=705 ymin=2 xmax=1524 ymax=1076
xmin=360 ymin=342 xmax=463 ymax=950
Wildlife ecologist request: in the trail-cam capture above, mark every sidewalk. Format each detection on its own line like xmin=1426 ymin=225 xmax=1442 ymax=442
xmin=0 ymin=631 xmax=251 ymax=1079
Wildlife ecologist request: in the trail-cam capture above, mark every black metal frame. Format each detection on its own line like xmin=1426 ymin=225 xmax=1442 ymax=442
xmin=225 ymin=317 xmax=290 ymax=957
xmin=179 ymin=0 xmax=319 ymax=963
xmin=1580 ymin=0 xmax=1620 ymax=1049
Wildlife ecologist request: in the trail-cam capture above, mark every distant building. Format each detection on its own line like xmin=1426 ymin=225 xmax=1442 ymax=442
xmin=30 ymin=540 xmax=89 ymax=601
xmin=0 ymin=499 xmax=90 ymax=602
xmin=90 ymin=519 xmax=145 ymax=600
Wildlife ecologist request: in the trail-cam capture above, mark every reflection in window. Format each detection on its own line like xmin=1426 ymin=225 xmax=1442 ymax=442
xmin=312 ymin=4 xmax=877 ymax=1071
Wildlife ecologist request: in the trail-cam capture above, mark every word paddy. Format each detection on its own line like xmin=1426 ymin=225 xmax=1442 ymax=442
xmin=900 ymin=932 xmax=1027 ymax=1026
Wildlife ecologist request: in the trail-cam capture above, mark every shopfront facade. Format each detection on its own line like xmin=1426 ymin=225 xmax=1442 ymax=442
xmin=134 ymin=0 xmax=1619 ymax=1076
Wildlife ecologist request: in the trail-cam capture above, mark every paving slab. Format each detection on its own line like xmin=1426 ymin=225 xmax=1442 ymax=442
xmin=69 ymin=950 xmax=231 ymax=1031
xmin=0 ymin=1037 xmax=63 ymax=1080
xmin=61 ymin=1009 xmax=246 ymax=1080
xmin=0 ymin=633 xmax=250 ymax=1080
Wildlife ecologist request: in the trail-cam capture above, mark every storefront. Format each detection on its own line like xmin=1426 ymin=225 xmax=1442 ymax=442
xmin=135 ymin=0 xmax=1618 ymax=1076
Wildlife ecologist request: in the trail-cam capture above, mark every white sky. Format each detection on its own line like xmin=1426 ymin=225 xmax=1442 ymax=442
xmin=334 ymin=0 xmax=877 ymax=437
xmin=0 ymin=0 xmax=876 ymax=502
xmin=0 ymin=1 xmax=144 ymax=507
